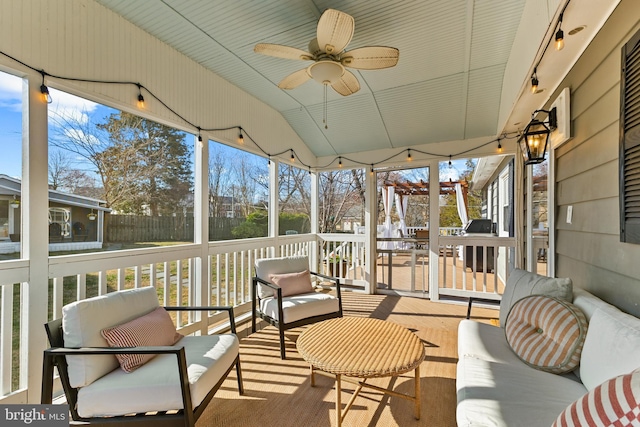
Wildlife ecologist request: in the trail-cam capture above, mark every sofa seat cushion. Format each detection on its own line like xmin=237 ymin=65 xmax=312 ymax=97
xmin=505 ymin=295 xmax=588 ymax=374
xmin=259 ymin=292 xmax=339 ymax=324
xmin=458 ymin=320 xmax=524 ymax=364
xmin=456 ymin=356 xmax=588 ymax=427
xmin=76 ymin=334 xmax=239 ymax=418
xmin=63 ymin=287 xmax=160 ymax=387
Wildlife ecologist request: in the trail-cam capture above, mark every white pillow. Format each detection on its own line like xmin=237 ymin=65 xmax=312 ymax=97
xmin=580 ymin=305 xmax=640 ymax=391
xmin=62 ymin=287 xmax=160 ymax=387
xmin=499 ymin=268 xmax=573 ymax=327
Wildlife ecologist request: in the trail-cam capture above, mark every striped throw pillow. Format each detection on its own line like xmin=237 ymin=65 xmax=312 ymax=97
xmin=505 ymin=295 xmax=588 ymax=374
xmin=553 ymin=369 xmax=640 ymax=426
xmin=101 ymin=306 xmax=183 ymax=372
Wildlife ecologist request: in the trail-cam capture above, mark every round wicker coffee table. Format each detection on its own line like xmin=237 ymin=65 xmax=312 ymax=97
xmin=296 ymin=316 xmax=425 ymax=427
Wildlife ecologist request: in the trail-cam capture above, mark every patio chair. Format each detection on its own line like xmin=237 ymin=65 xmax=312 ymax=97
xmin=41 ymin=287 xmax=243 ymax=426
xmin=49 ymin=222 xmax=63 ymax=242
xmin=72 ymin=221 xmax=89 ymax=242
xmin=251 ymin=255 xmax=343 ymax=359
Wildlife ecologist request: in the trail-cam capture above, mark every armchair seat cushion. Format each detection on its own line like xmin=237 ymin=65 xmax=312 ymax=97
xmin=259 ymin=292 xmax=339 ymax=324
xmin=76 ymin=334 xmax=239 ymax=418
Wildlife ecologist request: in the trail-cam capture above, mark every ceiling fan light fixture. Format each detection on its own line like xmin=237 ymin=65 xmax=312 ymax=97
xmin=307 ymin=60 xmax=345 ymax=85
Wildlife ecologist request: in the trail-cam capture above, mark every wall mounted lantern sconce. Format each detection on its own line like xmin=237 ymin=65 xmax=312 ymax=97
xmin=519 ymin=108 xmax=557 ymax=165
xmin=9 ymin=195 xmax=20 ymax=208
xmin=87 ymin=210 xmax=97 ymax=221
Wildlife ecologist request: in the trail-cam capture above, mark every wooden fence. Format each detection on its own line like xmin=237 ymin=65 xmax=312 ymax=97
xmin=105 ymin=215 xmax=244 ymax=242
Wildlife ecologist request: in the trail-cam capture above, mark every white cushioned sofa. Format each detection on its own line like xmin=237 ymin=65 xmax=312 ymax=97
xmin=42 ymin=287 xmax=243 ymax=426
xmin=457 ymin=269 xmax=640 ymax=426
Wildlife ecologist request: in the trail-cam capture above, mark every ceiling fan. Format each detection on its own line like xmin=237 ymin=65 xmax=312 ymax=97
xmin=254 ymin=8 xmax=399 ymax=96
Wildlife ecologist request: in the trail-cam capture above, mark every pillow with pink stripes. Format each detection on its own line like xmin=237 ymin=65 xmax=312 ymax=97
xmin=553 ymin=369 xmax=640 ymax=426
xmin=505 ymin=295 xmax=588 ymax=374
xmin=101 ymin=307 xmax=183 ymax=372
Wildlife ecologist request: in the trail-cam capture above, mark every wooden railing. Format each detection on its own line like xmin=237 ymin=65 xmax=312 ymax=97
xmin=436 ymin=235 xmax=516 ymax=301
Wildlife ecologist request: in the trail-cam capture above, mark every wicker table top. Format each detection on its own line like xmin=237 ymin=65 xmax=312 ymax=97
xmin=296 ymin=317 xmax=425 ymax=378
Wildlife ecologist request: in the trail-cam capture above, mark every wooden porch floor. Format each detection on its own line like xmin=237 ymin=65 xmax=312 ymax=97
xmin=210 ymin=292 xmax=500 ymax=426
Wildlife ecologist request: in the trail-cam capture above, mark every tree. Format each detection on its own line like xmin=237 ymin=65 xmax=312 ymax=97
xmin=51 ymin=109 xmax=193 ymax=214
xmin=319 ymin=169 xmax=365 ymax=233
xmin=96 ymin=112 xmax=192 ymax=215
xmin=48 ymin=150 xmax=72 ymax=190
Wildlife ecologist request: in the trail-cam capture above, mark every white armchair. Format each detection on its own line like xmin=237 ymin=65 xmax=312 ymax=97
xmin=251 ymin=255 xmax=343 ymax=359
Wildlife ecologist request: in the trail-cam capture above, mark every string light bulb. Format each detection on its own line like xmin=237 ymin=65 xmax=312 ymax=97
xmin=497 ymin=140 xmax=503 ymax=153
xmin=338 ymin=157 xmax=343 ymax=168
xmin=555 ymin=13 xmax=565 ymax=51
xmin=290 ymin=149 xmax=295 ymax=162
xmin=39 ymin=72 xmax=52 ymax=104
xmin=136 ymin=84 xmax=145 ymax=108
xmin=407 ymin=149 xmax=412 ymax=162
xmin=238 ymin=127 xmax=244 ymax=144
xmin=448 ymin=155 xmax=452 ymax=167
xmin=531 ymin=68 xmax=539 ymax=94
xmin=197 ymin=127 xmax=203 ymax=143
xmin=370 ymin=164 xmax=374 ymax=176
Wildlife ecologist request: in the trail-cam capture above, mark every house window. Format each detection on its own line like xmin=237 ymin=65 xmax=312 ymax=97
xmin=620 ymin=29 xmax=640 ymax=244
xmin=49 ymin=207 xmax=71 ymax=237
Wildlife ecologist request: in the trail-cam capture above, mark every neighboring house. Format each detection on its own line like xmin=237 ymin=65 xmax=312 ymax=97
xmin=471 ymin=155 xmax=517 ymax=282
xmin=0 ymin=174 xmax=111 ymax=253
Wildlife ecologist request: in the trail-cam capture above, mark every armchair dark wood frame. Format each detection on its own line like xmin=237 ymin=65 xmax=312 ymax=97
xmin=42 ymin=306 xmax=244 ymax=427
xmin=251 ymin=271 xmax=343 ymax=359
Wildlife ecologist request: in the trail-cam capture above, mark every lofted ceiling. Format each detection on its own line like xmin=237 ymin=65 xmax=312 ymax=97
xmin=94 ymin=0 xmax=530 ymax=159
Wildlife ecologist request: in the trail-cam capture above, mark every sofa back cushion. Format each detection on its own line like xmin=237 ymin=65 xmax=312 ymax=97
xmin=505 ymin=295 xmax=588 ymax=374
xmin=499 ymin=268 xmax=573 ymax=327
xmin=255 ymin=256 xmax=310 ymax=299
xmin=580 ymin=304 xmax=640 ymax=391
xmin=62 ymin=287 xmax=160 ymax=387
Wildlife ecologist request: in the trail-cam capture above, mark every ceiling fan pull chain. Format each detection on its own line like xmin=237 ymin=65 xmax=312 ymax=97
xmin=324 ymin=84 xmax=328 ymax=129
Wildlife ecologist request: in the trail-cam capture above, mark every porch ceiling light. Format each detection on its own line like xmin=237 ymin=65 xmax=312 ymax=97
xmin=519 ymin=108 xmax=557 ymax=165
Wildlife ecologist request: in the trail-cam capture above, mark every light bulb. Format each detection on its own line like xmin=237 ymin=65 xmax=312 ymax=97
xmin=555 ymin=29 xmax=564 ymax=50
xmin=40 ymin=84 xmax=52 ymax=103
xmin=338 ymin=157 xmax=343 ymax=168
xmin=531 ymin=76 xmax=539 ymax=94
xmin=238 ymin=129 xmax=244 ymax=144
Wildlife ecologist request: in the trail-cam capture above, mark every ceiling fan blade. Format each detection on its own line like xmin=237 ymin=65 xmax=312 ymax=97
xmin=254 ymin=43 xmax=313 ymax=61
xmin=331 ymin=69 xmax=360 ymax=96
xmin=278 ymin=69 xmax=312 ymax=90
xmin=317 ymin=9 xmax=354 ymax=55
xmin=341 ymin=46 xmax=400 ymax=69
